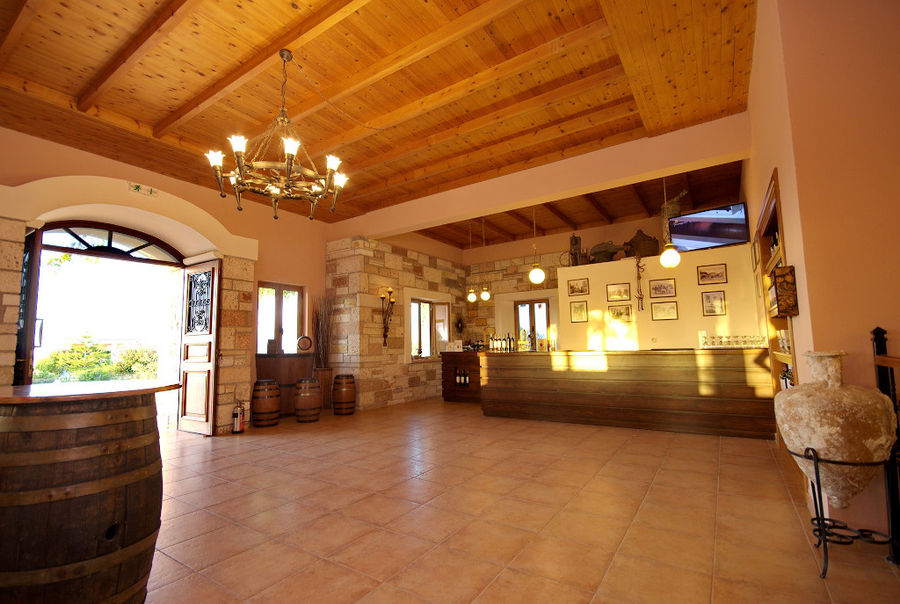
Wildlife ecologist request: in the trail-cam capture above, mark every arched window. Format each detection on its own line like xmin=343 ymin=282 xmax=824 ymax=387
xmin=39 ymin=221 xmax=183 ymax=266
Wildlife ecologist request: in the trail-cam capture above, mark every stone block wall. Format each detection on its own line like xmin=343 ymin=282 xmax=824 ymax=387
xmin=463 ymin=252 xmax=563 ymax=343
xmin=0 ymin=217 xmax=25 ymax=385
xmin=326 ymin=236 xmax=466 ymax=409
xmin=214 ymin=255 xmax=255 ymax=434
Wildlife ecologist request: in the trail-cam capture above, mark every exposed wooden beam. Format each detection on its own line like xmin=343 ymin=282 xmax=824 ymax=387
xmin=153 ymin=0 xmax=371 ymax=138
xmin=442 ymin=223 xmax=480 ymax=247
xmin=312 ymin=21 xmax=614 ymax=158
xmin=583 ymin=194 xmax=612 ymax=224
xmin=76 ymin=0 xmax=198 ymax=112
xmin=506 ymin=210 xmax=545 ymax=236
xmin=481 ymin=218 xmax=515 ymax=241
xmin=419 ymin=228 xmax=462 ymax=249
xmin=353 ymin=126 xmax=647 ymax=213
xmin=680 ymin=172 xmax=695 ymax=210
xmin=282 ymin=0 xmax=529 ymax=125
xmin=339 ymin=60 xmax=624 ymax=173
xmin=544 ymin=203 xmax=577 ymax=230
xmin=347 ymin=98 xmax=638 ymax=202
xmin=629 ymin=185 xmax=651 ymax=217
xmin=0 ymin=0 xmax=43 ymax=71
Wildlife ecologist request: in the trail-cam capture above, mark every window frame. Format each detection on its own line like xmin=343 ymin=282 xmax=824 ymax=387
xmin=513 ymin=298 xmax=550 ymax=351
xmin=257 ymin=281 xmax=306 ymax=355
xmin=410 ymin=297 xmax=449 ymax=360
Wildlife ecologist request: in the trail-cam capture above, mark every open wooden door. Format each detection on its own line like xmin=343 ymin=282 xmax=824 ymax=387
xmin=178 ymin=259 xmax=220 ymax=435
xmin=13 ymin=231 xmax=40 ymax=385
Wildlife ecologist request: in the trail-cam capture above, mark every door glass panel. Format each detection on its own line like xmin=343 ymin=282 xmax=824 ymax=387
xmin=41 ymin=229 xmax=88 ymax=250
xmin=281 ymin=289 xmax=299 ymax=353
xmin=434 ymin=303 xmax=449 ymax=346
xmin=69 ymin=228 xmax=110 ymax=248
xmin=410 ymin=301 xmax=420 ymax=356
xmin=517 ymin=303 xmax=532 ymax=340
xmin=535 ymin=302 xmax=548 ymax=340
xmin=257 ymin=287 xmax=276 ymax=353
xmin=420 ymin=302 xmax=432 ymax=357
xmin=111 ymin=232 xmax=147 ymax=252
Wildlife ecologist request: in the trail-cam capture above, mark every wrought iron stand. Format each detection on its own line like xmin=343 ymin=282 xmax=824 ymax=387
xmin=787 ymin=447 xmax=891 ymax=578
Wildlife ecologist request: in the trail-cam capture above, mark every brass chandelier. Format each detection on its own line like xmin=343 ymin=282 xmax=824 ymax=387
xmin=204 ymin=49 xmax=348 ymax=220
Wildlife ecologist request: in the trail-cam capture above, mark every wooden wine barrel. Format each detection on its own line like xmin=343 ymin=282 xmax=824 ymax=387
xmin=332 ymin=374 xmax=356 ymax=416
xmin=294 ymin=378 xmax=322 ymax=423
xmin=251 ymin=379 xmax=281 ymax=427
xmin=0 ymin=384 xmax=174 ymax=604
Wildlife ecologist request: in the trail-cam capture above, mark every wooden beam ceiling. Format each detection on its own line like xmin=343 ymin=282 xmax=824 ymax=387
xmin=0 ymin=0 xmax=43 ymax=71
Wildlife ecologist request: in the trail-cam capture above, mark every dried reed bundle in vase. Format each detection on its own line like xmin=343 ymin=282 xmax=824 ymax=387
xmin=313 ymin=295 xmax=334 ymax=369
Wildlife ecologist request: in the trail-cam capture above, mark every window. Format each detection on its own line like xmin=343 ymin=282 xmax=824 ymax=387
xmin=410 ymin=298 xmax=449 ymax=359
xmin=514 ymin=299 xmax=550 ymax=350
xmin=40 ymin=221 xmax=182 ymax=266
xmin=257 ymin=282 xmax=304 ymax=354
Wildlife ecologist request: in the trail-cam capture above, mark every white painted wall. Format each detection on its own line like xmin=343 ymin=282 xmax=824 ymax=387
xmin=556 ymin=243 xmax=762 ymax=351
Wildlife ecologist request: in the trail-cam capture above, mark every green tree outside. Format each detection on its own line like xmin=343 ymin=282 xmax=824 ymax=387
xmin=33 ymin=337 xmax=158 ymax=383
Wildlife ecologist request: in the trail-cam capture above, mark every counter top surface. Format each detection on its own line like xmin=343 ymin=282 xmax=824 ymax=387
xmin=445 ymin=348 xmax=767 ymax=356
xmin=0 ymin=380 xmax=181 ymax=404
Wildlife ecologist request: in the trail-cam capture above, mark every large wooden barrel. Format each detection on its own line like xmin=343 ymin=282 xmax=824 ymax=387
xmin=332 ymin=374 xmax=356 ymax=416
xmin=251 ymin=379 xmax=281 ymax=427
xmin=295 ymin=378 xmax=321 ymax=423
xmin=0 ymin=390 xmax=163 ymax=603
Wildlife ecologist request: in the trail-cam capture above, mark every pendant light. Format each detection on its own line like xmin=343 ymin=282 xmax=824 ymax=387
xmin=528 ymin=207 xmax=546 ymax=284
xmin=659 ymin=176 xmax=682 ymax=268
xmin=479 ymin=219 xmax=491 ymax=301
xmin=466 ymin=221 xmax=477 ymax=302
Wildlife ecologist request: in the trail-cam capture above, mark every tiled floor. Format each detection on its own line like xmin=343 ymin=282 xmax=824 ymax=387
xmin=149 ymin=399 xmax=900 ymax=603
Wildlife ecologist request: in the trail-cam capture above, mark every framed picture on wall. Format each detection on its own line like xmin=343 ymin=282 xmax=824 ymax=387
xmin=567 ymin=278 xmax=590 ymax=296
xmin=697 ymin=263 xmax=727 ymax=285
xmin=606 ymin=282 xmax=631 ymax=301
xmin=701 ymin=291 xmax=726 ymax=316
xmin=608 ymin=304 xmax=633 ymax=323
xmin=570 ymin=300 xmax=588 ymax=323
xmin=649 ymin=278 xmax=676 ymax=298
xmin=651 ymin=301 xmax=678 ymax=321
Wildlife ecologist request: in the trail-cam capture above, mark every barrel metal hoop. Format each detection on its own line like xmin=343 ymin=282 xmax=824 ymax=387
xmin=0 ymin=459 xmax=162 ymax=506
xmin=99 ymin=570 xmax=152 ymax=604
xmin=0 ymin=528 xmax=159 ymax=587
xmin=0 ymin=432 xmax=158 ymax=466
xmin=0 ymin=404 xmax=157 ymax=432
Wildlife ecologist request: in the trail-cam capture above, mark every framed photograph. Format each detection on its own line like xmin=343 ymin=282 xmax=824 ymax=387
xmin=648 ymin=278 xmax=676 ymax=298
xmin=608 ymin=304 xmax=633 ymax=323
xmin=701 ymin=290 xmax=726 ymax=316
xmin=570 ymin=300 xmax=588 ymax=323
xmin=697 ymin=263 xmax=727 ymax=285
xmin=567 ymin=278 xmax=590 ymax=296
xmin=651 ymin=301 xmax=678 ymax=321
xmin=606 ymin=282 xmax=631 ymax=302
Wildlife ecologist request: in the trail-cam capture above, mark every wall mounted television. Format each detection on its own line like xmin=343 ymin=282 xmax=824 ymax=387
xmin=668 ymin=202 xmax=750 ymax=251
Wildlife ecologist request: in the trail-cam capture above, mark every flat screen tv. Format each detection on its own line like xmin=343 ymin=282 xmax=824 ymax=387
xmin=668 ymin=202 xmax=750 ymax=251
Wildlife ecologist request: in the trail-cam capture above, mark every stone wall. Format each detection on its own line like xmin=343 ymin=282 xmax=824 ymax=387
xmin=326 ymin=236 xmax=466 ymax=409
xmin=214 ymin=255 xmax=255 ymax=434
xmin=463 ymin=252 xmax=563 ymax=343
xmin=0 ymin=217 xmax=25 ymax=385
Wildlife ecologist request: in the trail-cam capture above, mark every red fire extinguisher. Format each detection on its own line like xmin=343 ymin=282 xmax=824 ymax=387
xmin=232 ymin=402 xmax=245 ymax=434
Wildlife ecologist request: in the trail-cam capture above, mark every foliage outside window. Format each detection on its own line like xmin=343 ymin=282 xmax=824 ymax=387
xmin=32 ymin=337 xmax=158 ymax=383
xmin=514 ymin=299 xmax=550 ymax=350
xmin=258 ymin=282 xmax=305 ymax=354
xmin=410 ymin=299 xmax=449 ymax=359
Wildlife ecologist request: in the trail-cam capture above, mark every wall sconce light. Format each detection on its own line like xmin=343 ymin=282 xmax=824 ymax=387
xmin=480 ymin=286 xmax=491 ymax=301
xmin=467 ymin=288 xmax=477 ymax=303
xmin=380 ymin=287 xmax=395 ymax=346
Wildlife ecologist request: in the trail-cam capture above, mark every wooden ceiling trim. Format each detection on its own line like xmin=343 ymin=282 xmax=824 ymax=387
xmin=312 ymin=20 xmax=613 ymax=158
xmin=582 ymin=194 xmax=613 ymax=224
xmin=544 ymin=203 xmax=577 ymax=230
xmin=628 ymin=184 xmax=651 ymax=217
xmin=419 ymin=227 xmax=461 ymax=248
xmin=153 ymin=0 xmax=372 ymax=138
xmin=0 ymin=0 xmax=43 ymax=71
xmin=481 ymin=218 xmax=515 ymax=241
xmin=0 ymin=72 xmax=204 ymax=155
xmin=506 ymin=210 xmax=544 ymax=236
xmin=75 ymin=0 xmax=199 ymax=112
xmin=340 ymin=61 xmax=624 ymax=172
xmin=346 ymin=97 xmax=639 ymax=204
xmin=677 ymin=172 xmax=694 ymax=210
xmin=282 ymin=0 xmax=529 ymax=126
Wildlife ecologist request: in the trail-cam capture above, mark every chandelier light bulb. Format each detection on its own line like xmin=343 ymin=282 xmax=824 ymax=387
xmin=528 ymin=265 xmax=546 ymax=284
xmin=326 ymin=155 xmax=342 ymax=171
xmin=333 ymin=172 xmax=349 ymax=188
xmin=466 ymin=289 xmax=477 ymax=303
xmin=204 ymin=150 xmax=224 ymax=167
xmin=659 ymin=243 xmax=681 ymax=268
xmin=282 ymin=137 xmax=301 ymax=157
xmin=227 ymin=135 xmax=247 ymax=153
xmin=480 ymin=287 xmax=491 ymax=301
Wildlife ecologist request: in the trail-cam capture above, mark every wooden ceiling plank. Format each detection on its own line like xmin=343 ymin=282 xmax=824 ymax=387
xmin=0 ymin=0 xmax=43 ymax=71
xmin=481 ymin=218 xmax=515 ymax=241
xmin=628 ymin=185 xmax=651 ymax=217
xmin=506 ymin=210 xmax=545 ymax=236
xmin=680 ymin=172 xmax=695 ymax=210
xmin=582 ymin=194 xmax=612 ymax=223
xmin=313 ymin=21 xmax=613 ymax=157
xmin=543 ymin=203 xmax=577 ymax=230
xmin=419 ymin=228 xmax=462 ymax=248
xmin=347 ymin=97 xmax=638 ymax=202
xmin=282 ymin=0 xmax=531 ymax=125
xmin=153 ymin=0 xmax=372 ymax=138
xmin=75 ymin=0 xmax=199 ymax=112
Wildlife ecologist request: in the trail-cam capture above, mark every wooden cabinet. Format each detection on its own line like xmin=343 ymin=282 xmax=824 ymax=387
xmin=754 ymin=169 xmax=797 ymax=394
xmin=441 ymin=351 xmax=481 ymax=402
xmin=255 ymin=353 xmax=315 ymax=415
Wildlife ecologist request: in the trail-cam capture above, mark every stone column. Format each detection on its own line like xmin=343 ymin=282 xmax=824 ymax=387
xmin=0 ymin=218 xmax=25 ymax=386
xmin=214 ymin=255 xmax=255 ymax=434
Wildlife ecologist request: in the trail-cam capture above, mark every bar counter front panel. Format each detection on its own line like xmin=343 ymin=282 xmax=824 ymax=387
xmin=442 ymin=350 xmax=775 ymax=439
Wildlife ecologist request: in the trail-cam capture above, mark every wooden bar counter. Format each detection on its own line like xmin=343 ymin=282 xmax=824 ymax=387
xmin=0 ymin=380 xmax=179 ymax=602
xmin=446 ymin=350 xmax=775 ymax=439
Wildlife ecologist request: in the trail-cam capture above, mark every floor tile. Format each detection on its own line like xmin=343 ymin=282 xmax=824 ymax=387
xmin=341 ymin=493 xmax=420 ymax=525
xmin=596 ymin=554 xmax=712 ymax=603
xmin=447 ymin=519 xmax=534 ymax=564
xmin=162 ymin=524 xmax=267 ymax=571
xmin=146 ymin=572 xmax=240 ymax=604
xmin=388 ymin=505 xmax=471 ymax=542
xmin=427 ymin=486 xmax=503 ymax=515
xmin=481 ymin=497 xmax=559 ymax=532
xmin=329 ymin=528 xmax=432 ymax=580
xmin=201 ymin=541 xmax=318 ymax=599
xmin=147 ymin=550 xmax=192 ymax=592
xmin=474 ymin=568 xmax=591 ymax=603
xmin=617 ymin=523 xmax=714 ymax=573
xmin=391 ymin=546 xmax=502 ymax=603
xmin=381 ymin=477 xmax=447 ymax=503
xmin=248 ymin=560 xmax=378 ymax=603
xmin=541 ymin=510 xmax=629 ymax=550
xmin=510 ymin=536 xmax=613 ymax=592
xmin=239 ymin=501 xmax=326 ymax=536
xmin=279 ymin=512 xmax=375 ymax=556
xmin=157 ymin=510 xmax=232 ymax=550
